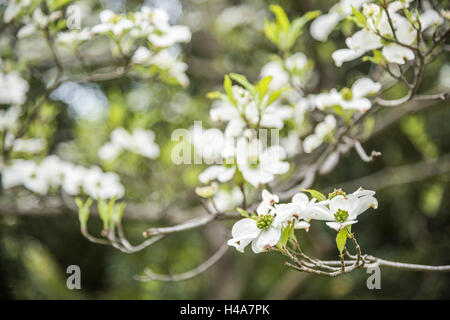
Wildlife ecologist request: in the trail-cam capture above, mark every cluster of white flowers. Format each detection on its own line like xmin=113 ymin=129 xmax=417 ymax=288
xmin=260 ymin=53 xmax=312 ymax=90
xmin=2 ymin=0 xmax=32 ymax=23
xmin=0 ymin=72 xmax=29 ymax=105
xmin=210 ymin=85 xmax=293 ymax=137
xmin=1 ymin=155 xmax=124 ymax=199
xmin=132 ymin=47 xmax=189 ymax=87
xmin=16 ymin=7 xmax=62 ymax=38
xmin=303 ymin=114 xmax=336 ymax=153
xmin=98 ymin=127 xmax=160 ymax=161
xmin=3 ymin=133 xmax=47 ymax=154
xmin=56 ymin=6 xmax=191 ymax=87
xmin=310 ymin=0 xmax=371 ymax=41
xmin=195 ymin=76 xmax=293 ymax=190
xmin=331 ymin=1 xmax=444 ymax=66
xmin=314 ymin=77 xmax=382 ymax=112
xmin=228 ymin=188 xmax=377 ymax=253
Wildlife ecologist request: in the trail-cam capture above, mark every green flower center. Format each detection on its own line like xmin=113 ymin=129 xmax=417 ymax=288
xmin=334 ymin=209 xmax=349 ymax=223
xmin=340 ymin=87 xmax=353 ymax=101
xmin=256 ymin=214 xmax=274 ymax=230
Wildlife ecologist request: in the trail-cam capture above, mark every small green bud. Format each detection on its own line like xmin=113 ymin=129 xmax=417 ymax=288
xmin=328 ymin=188 xmax=347 ymax=200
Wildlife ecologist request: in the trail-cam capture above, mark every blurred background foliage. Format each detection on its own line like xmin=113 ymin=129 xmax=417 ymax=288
xmin=0 ymin=0 xmax=449 ymax=299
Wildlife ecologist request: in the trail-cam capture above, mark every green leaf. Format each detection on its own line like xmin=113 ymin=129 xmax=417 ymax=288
xmin=265 ymin=88 xmax=285 ymax=107
xmin=288 ymin=10 xmax=321 ymax=48
xmin=264 ymin=20 xmax=279 ymax=45
xmin=301 ymin=188 xmax=327 ymax=202
xmin=112 ymin=202 xmax=126 ymax=224
xmin=46 ymin=0 xmax=73 ymax=11
xmin=75 ymin=197 xmax=92 ymax=229
xmin=223 ymin=75 xmax=237 ymax=106
xmin=336 ymin=227 xmax=348 ymax=255
xmin=280 ymin=224 xmax=292 ymax=248
xmin=351 ymin=5 xmax=367 ymax=28
xmin=269 ymin=5 xmax=290 ymax=32
xmin=229 ymin=73 xmax=255 ymax=94
xmin=97 ymin=198 xmax=110 ymax=231
xmin=362 ymin=49 xmax=386 ymax=65
xmin=256 ymin=76 xmax=272 ymax=99
xmin=237 ymin=208 xmax=250 ymax=218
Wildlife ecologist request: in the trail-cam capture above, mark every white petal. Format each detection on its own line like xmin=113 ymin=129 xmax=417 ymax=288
xmin=310 ymin=12 xmax=341 ymax=42
xmin=351 ymin=78 xmax=382 ymax=98
xmin=419 ymin=9 xmax=444 ymax=30
xmin=302 ymin=203 xmax=333 ymax=221
xmin=292 ymin=193 xmax=309 ymax=207
xmin=262 ymin=189 xmax=279 ymax=204
xmin=231 ymin=218 xmax=260 ymax=239
xmin=257 ymin=201 xmax=271 ymax=216
xmin=329 ymin=195 xmax=351 ymax=213
xmin=198 ymin=165 xmax=225 ymax=184
xmin=332 ymin=49 xmax=365 ymax=67
xmin=395 ymin=17 xmax=416 ymax=45
xmin=303 ymin=134 xmax=322 ymax=153
xmin=294 ymin=220 xmax=310 ymax=231
xmin=251 ymin=227 xmax=282 ymax=253
xmin=341 ymin=97 xmax=372 ymax=111
xmin=346 ymin=29 xmax=382 ymax=51
xmin=241 ymin=167 xmax=274 ymax=188
xmin=227 ymin=237 xmax=253 ymax=253
xmin=273 ymin=203 xmax=297 ymax=226
xmin=326 ymin=220 xmax=357 ymax=231
xmin=217 ymin=166 xmax=236 ymax=182
xmin=382 ymin=44 xmax=414 ymax=64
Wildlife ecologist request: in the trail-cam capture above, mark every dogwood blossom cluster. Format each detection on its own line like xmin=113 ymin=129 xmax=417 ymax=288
xmin=331 ymin=1 xmax=444 ymax=66
xmin=303 ymin=114 xmax=337 ymax=153
xmin=98 ymin=127 xmax=160 ymax=161
xmin=194 ymin=75 xmax=293 ymax=192
xmin=0 ymin=71 xmax=29 ymax=106
xmin=1 ymin=155 xmax=124 ymax=199
xmin=56 ymin=6 xmax=191 ymax=87
xmin=260 ymin=52 xmax=313 ymax=90
xmin=310 ymin=0 xmax=371 ymax=41
xmin=313 ymin=77 xmax=382 ymax=112
xmin=228 ymin=188 xmax=377 ymax=253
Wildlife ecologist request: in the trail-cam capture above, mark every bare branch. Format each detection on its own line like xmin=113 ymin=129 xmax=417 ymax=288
xmin=135 ymin=241 xmax=229 ymax=282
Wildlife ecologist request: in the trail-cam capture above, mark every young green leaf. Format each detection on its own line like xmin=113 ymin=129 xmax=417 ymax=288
xmin=336 ymin=227 xmax=348 ymax=255
xmin=224 ymin=75 xmax=237 ymax=106
xmin=351 ymin=5 xmax=367 ymax=28
xmin=269 ymin=5 xmax=290 ymax=32
xmin=256 ymin=76 xmax=272 ymax=99
xmin=229 ymin=73 xmax=255 ymax=94
xmin=288 ymin=10 xmax=321 ymax=48
xmin=237 ymin=208 xmax=250 ymax=218
xmin=301 ymin=188 xmax=327 ymax=201
xmin=280 ymin=224 xmax=293 ymax=248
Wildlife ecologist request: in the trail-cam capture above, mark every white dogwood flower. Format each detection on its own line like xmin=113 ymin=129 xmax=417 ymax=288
xmin=310 ymin=0 xmax=371 ymax=41
xmin=228 ymin=190 xmax=312 ymax=253
xmin=303 ymin=115 xmax=336 ymax=153
xmin=308 ymin=188 xmax=378 ymax=231
xmin=0 ymin=72 xmax=29 ymax=105
xmin=236 ymin=138 xmax=289 ymax=188
xmin=315 ymin=78 xmax=381 ymax=111
xmin=332 ymin=1 xmax=423 ymax=66
xmin=98 ymin=127 xmax=159 ymax=160
xmin=212 ymin=187 xmax=244 ymax=212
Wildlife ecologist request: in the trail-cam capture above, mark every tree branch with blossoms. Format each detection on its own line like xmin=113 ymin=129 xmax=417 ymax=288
xmin=1 ymin=0 xmax=449 ymax=285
